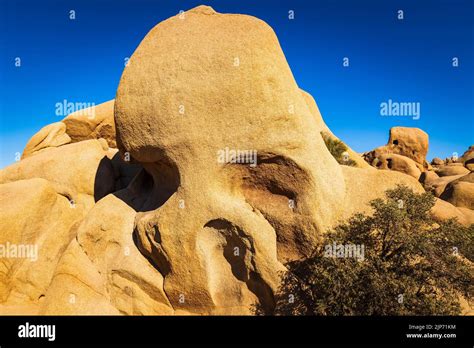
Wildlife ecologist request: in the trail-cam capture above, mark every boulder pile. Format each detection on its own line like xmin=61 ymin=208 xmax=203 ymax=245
xmin=363 ymin=128 xmax=473 ymax=225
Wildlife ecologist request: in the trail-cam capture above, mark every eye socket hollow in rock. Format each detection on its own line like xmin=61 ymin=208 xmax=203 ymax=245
xmin=128 ymin=156 xmax=180 ymax=212
xmin=227 ymin=153 xmax=308 ymax=212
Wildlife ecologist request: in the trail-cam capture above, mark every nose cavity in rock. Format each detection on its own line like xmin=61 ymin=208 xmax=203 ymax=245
xmin=134 ymin=222 xmax=171 ymax=277
xmin=131 ymin=157 xmax=179 ymax=277
xmin=200 ymin=219 xmax=275 ymax=314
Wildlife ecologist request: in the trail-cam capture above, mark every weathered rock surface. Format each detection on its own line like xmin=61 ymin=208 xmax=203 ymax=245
xmin=364 ymin=127 xmax=429 ymax=168
xmin=440 ymin=178 xmax=474 ymax=210
xmin=435 ymin=164 xmax=470 ymax=177
xmin=0 ymin=178 xmax=85 ymax=313
xmin=0 ymin=5 xmax=472 ymax=315
xmin=373 ymin=153 xmax=422 ymax=179
xmin=459 ymin=146 xmax=474 ymax=171
xmin=42 ymin=193 xmax=173 ymax=315
xmin=341 ymin=166 xmax=425 ymax=218
xmin=0 ymin=139 xmax=114 ymax=206
xmin=22 ymin=122 xmax=71 ymax=159
xmin=21 ymin=100 xmax=116 ymax=159
xmin=419 ymin=170 xmax=439 ymax=187
xmin=39 ymin=239 xmax=120 ymax=315
xmin=455 ymin=172 xmax=474 ymax=184
xmin=422 ymin=173 xmax=464 ymax=197
xmin=431 ymin=157 xmax=444 ymax=166
xmin=362 ymin=127 xmax=433 ymax=182
xmin=431 ymin=198 xmax=474 ymax=226
xmin=460 ymin=146 xmax=474 ymax=163
xmin=63 ymin=100 xmax=116 ymax=148
xmin=387 ymin=127 xmax=429 ymax=165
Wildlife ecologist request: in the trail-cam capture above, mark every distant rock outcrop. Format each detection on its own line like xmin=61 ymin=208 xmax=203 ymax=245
xmin=22 ymin=122 xmax=71 ymax=159
xmin=372 ymin=153 xmax=421 ymax=179
xmin=21 ymin=100 xmax=116 ymax=161
xmin=363 ymin=127 xmax=429 ymax=170
xmin=431 ymin=157 xmax=444 ymax=166
xmin=63 ymin=100 xmax=116 ymax=148
xmin=440 ymin=173 xmax=474 ymax=209
xmin=363 ymin=130 xmax=473 ymax=225
xmin=460 ymin=145 xmax=474 ymax=171
xmin=436 ymin=164 xmax=470 ymax=177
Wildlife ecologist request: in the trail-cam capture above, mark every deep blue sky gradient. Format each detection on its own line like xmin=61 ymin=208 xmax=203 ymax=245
xmin=1 ymin=0 xmax=473 ymax=168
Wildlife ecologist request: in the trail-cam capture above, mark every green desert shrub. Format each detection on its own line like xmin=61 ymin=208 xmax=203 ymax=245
xmin=321 ymin=131 xmax=356 ymax=166
xmin=257 ymin=185 xmax=473 ymax=315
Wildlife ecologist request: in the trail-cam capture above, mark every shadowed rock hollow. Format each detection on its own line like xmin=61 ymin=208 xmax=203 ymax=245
xmin=0 ymin=5 xmax=471 ymax=315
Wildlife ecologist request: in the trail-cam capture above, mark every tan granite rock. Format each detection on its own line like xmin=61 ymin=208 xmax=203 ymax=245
xmin=372 ymin=153 xmax=422 ymax=179
xmin=435 ymin=164 xmax=470 ymax=177
xmin=63 ymin=100 xmax=116 ymax=148
xmin=21 ymin=122 xmax=71 ymax=159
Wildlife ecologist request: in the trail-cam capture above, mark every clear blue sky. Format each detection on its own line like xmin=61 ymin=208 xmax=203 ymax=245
xmin=1 ymin=0 xmax=473 ymax=168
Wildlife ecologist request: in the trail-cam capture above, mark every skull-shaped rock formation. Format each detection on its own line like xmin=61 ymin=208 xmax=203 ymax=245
xmin=112 ymin=5 xmax=423 ymax=313
xmin=114 ymin=5 xmax=349 ymax=313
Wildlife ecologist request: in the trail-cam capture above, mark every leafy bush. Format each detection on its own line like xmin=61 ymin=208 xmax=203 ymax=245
xmin=321 ymin=131 xmax=356 ymax=166
xmin=259 ymin=185 xmax=473 ymax=315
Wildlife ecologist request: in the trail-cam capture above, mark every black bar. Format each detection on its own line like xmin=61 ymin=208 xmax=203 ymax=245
xmin=0 ymin=316 xmax=472 ymax=346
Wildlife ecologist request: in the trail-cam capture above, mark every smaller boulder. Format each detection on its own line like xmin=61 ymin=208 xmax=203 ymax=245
xmin=456 ymin=172 xmax=474 ymax=184
xmin=387 ymin=127 xmax=429 ymax=166
xmin=374 ymin=153 xmax=421 ymax=179
xmin=464 ymin=158 xmax=474 ymax=171
xmin=428 ymin=174 xmax=465 ymax=197
xmin=62 ymin=100 xmax=116 ymax=148
xmin=435 ymin=164 xmax=470 ymax=177
xmin=363 ymin=127 xmax=429 ymax=169
xmin=459 ymin=145 xmax=474 ymax=163
xmin=419 ymin=170 xmax=439 ymax=189
xmin=22 ymin=122 xmax=71 ymax=159
xmin=431 ymin=198 xmax=474 ymax=226
xmin=440 ymin=181 xmax=474 ymax=210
